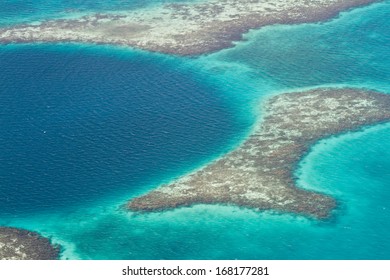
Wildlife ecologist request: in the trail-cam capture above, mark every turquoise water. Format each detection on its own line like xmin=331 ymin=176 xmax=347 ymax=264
xmin=0 ymin=1 xmax=389 ymax=259
xmin=0 ymin=0 xmax=202 ymax=26
xmin=207 ymin=1 xmax=390 ymax=93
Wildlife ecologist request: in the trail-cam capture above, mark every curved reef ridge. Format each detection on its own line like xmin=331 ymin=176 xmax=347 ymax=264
xmin=0 ymin=0 xmax=380 ymax=55
xmin=128 ymin=88 xmax=390 ymax=218
xmin=0 ymin=227 xmax=60 ymax=260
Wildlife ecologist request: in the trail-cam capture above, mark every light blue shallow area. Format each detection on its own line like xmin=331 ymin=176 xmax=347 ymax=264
xmin=0 ymin=0 xmax=202 ymax=26
xmin=0 ymin=1 xmax=389 ymax=259
xmin=207 ymin=1 xmax=390 ymax=93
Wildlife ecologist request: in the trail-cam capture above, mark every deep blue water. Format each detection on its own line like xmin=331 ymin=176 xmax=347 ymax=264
xmin=0 ymin=45 xmax=247 ymax=217
xmin=0 ymin=1 xmax=389 ymax=260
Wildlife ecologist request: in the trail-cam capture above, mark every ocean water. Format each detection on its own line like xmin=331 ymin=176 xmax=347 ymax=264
xmin=0 ymin=1 xmax=389 ymax=259
xmin=207 ymin=0 xmax=390 ymax=93
xmin=0 ymin=0 xmax=203 ymax=26
xmin=0 ymin=44 xmax=250 ymax=217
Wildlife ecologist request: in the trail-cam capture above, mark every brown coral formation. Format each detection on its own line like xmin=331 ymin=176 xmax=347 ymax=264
xmin=0 ymin=0 xmax=380 ymax=55
xmin=128 ymin=88 xmax=390 ymax=218
xmin=0 ymin=227 xmax=60 ymax=260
